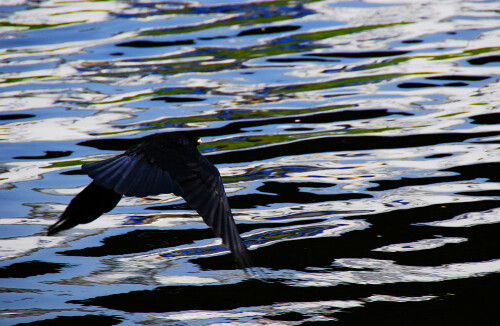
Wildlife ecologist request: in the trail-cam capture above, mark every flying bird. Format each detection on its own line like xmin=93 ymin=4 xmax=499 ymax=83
xmin=47 ymin=131 xmax=253 ymax=269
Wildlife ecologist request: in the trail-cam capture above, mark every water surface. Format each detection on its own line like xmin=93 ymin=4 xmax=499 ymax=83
xmin=1 ymin=0 xmax=500 ymax=325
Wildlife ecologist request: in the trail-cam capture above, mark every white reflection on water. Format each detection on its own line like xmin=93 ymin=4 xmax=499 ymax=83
xmin=291 ymin=258 xmax=500 ymax=286
xmin=0 ymin=90 xmax=63 ymax=111
xmin=0 ymin=235 xmax=65 ymax=261
xmin=0 ymin=112 xmax=131 ymax=142
xmin=373 ymin=236 xmax=467 ymax=252
xmin=365 ymin=294 xmax=436 ymax=303
xmin=6 ymin=1 xmax=123 ymax=26
xmin=144 ymin=294 xmax=437 ymax=325
xmin=424 ymin=207 xmax=500 ymax=228
xmin=154 ymin=299 xmax=364 ymax=324
xmin=221 ymin=142 xmax=500 ymax=187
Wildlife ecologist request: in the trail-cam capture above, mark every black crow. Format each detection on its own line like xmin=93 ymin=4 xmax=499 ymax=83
xmin=47 ymin=131 xmax=253 ymax=269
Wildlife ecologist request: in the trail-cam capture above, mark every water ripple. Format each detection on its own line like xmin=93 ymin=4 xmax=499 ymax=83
xmin=1 ymin=0 xmax=500 ymax=324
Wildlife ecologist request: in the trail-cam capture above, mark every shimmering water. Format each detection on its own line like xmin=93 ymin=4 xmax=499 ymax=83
xmin=1 ymin=0 xmax=500 ymax=325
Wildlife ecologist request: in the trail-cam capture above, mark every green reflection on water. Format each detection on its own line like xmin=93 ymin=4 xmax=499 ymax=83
xmin=208 ymin=126 xmax=405 ymax=152
xmin=91 ymin=88 xmax=207 ymax=105
xmin=43 ymin=159 xmax=92 ymax=169
xmin=362 ymin=46 xmax=500 ymax=71
xmin=0 ymin=21 xmax=83 ymax=31
xmin=0 ymin=75 xmax=52 ymax=84
xmin=269 ymin=73 xmax=410 ymax=94
xmin=148 ymin=104 xmax=353 ymax=125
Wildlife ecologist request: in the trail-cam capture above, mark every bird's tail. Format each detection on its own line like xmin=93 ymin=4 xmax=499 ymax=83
xmin=47 ymin=182 xmax=122 ymax=235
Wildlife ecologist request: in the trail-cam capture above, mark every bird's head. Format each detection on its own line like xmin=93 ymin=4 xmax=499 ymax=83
xmin=165 ymin=131 xmax=202 ymax=148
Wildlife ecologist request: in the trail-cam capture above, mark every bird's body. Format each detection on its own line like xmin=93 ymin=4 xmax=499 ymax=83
xmin=48 ymin=131 xmax=253 ymax=269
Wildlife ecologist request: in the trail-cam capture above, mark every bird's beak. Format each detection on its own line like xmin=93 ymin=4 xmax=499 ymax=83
xmin=197 ymin=138 xmax=202 ymax=145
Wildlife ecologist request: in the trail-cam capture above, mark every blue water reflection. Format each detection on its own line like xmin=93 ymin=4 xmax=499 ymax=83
xmin=1 ymin=0 xmax=500 ymax=324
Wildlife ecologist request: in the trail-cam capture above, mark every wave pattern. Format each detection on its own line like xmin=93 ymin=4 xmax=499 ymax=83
xmin=0 ymin=0 xmax=499 ymax=325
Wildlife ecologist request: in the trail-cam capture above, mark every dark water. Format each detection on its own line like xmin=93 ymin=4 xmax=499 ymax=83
xmin=1 ymin=0 xmax=500 ymax=325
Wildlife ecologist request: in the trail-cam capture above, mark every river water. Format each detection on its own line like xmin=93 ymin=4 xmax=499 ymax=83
xmin=0 ymin=0 xmax=499 ymax=325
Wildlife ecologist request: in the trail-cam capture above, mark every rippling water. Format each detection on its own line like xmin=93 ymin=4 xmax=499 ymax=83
xmin=1 ymin=0 xmax=499 ymax=324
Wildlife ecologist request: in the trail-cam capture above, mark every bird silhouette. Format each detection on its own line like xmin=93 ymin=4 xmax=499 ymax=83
xmin=47 ymin=131 xmax=253 ymax=269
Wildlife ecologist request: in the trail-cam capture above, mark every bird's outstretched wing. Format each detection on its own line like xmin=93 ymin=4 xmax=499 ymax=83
xmin=47 ymin=182 xmax=122 ymax=235
xmin=150 ymin=150 xmax=254 ymax=269
xmin=82 ymin=148 xmax=184 ymax=198
xmin=47 ymin=132 xmax=253 ymax=268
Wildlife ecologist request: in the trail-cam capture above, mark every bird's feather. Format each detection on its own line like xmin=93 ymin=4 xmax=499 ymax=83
xmin=47 ymin=182 xmax=122 ymax=235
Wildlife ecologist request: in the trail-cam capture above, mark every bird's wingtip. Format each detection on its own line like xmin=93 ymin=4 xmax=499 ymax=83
xmin=244 ymin=265 xmax=267 ymax=279
xmin=46 ymin=217 xmax=67 ymax=236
